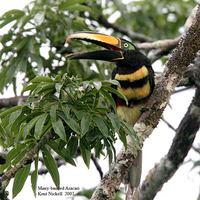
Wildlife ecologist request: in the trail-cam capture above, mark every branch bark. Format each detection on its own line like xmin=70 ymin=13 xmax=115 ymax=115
xmin=91 ymin=4 xmax=200 ymax=200
xmin=137 ymin=37 xmax=180 ymax=50
xmin=0 ymin=96 xmax=27 ymax=108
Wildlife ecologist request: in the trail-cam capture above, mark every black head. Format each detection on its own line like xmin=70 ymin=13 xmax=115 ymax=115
xmin=65 ymin=32 xmax=150 ymax=69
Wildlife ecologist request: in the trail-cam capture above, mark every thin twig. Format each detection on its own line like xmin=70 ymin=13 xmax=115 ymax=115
xmin=161 ymin=117 xmax=176 ymax=131
xmin=192 ymin=146 xmax=200 ymax=154
xmin=172 ymin=86 xmax=193 ymax=94
xmin=91 ymin=154 xmax=103 ymax=180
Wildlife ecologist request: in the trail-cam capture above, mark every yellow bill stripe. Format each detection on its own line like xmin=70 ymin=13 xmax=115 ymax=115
xmin=67 ymin=32 xmax=120 ymax=46
xmin=117 ymin=81 xmax=151 ymax=100
xmin=115 ymin=66 xmax=149 ymax=82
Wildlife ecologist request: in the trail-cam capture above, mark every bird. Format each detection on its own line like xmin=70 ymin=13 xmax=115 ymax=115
xmin=65 ymin=32 xmax=155 ymax=199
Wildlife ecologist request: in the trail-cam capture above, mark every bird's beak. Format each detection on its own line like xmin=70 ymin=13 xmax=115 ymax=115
xmin=65 ymin=32 xmax=124 ymax=61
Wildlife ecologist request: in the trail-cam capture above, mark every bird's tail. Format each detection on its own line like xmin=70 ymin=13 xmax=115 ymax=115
xmin=125 ymin=151 xmax=142 ymax=200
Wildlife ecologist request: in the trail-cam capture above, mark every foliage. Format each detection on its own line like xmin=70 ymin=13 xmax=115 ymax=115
xmin=0 ymin=74 xmax=139 ymax=197
xmin=109 ymin=0 xmax=195 ymax=39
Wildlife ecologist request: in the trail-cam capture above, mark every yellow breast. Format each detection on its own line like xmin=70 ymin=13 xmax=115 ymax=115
xmin=117 ymin=81 xmax=150 ymax=100
xmin=114 ymin=66 xmax=148 ymax=82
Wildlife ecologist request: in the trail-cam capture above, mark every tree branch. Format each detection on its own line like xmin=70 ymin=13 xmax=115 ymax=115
xmin=92 ymin=14 xmax=153 ymax=42
xmin=0 ymin=96 xmax=27 ymax=108
xmin=91 ymin=154 xmax=104 ymax=180
xmin=161 ymin=117 xmax=176 ymax=131
xmin=137 ymin=37 xmax=180 ymax=50
xmin=91 ymin=4 xmax=200 ymax=200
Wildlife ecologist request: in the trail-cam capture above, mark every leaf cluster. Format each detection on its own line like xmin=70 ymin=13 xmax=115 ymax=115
xmin=0 ymin=0 xmax=113 ymax=93
xmin=0 ymin=74 xmax=139 ymax=197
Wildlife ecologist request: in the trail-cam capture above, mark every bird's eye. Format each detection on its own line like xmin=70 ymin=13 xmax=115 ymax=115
xmin=124 ymin=43 xmax=129 ymax=48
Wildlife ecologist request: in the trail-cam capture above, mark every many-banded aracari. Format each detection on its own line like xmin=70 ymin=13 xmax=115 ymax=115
xmin=66 ymin=32 xmax=155 ymax=194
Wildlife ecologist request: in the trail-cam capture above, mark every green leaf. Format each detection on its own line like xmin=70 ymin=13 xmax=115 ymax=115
xmin=0 ymin=145 xmax=24 ymax=172
xmin=48 ymin=140 xmax=76 ymax=166
xmin=30 ymin=76 xmax=53 ymax=83
xmin=62 ymin=106 xmax=80 ymax=134
xmin=0 ymin=9 xmax=25 ymax=28
xmin=15 ymin=38 xmax=28 ymax=51
xmin=34 ymin=113 xmax=48 ymax=139
xmin=67 ymin=136 xmax=78 ymax=157
xmin=22 ymin=83 xmax=37 ymax=93
xmin=12 ymin=164 xmax=31 ymax=198
xmin=101 ymin=90 xmax=116 ymax=111
xmin=121 ymin=122 xmax=141 ymax=149
xmin=42 ymin=146 xmax=60 ymax=188
xmin=0 ymin=106 xmax=23 ymax=118
xmin=51 ymin=118 xmax=66 ymax=141
xmin=5 ymin=144 xmax=25 ymax=163
xmin=50 ymin=106 xmax=57 ymax=122
xmin=80 ymin=140 xmax=91 ymax=168
xmin=9 ymin=109 xmax=22 ymax=125
xmin=107 ymin=113 xmax=120 ymax=133
xmin=104 ymin=140 xmax=113 ymax=165
xmin=81 ymin=114 xmax=91 ymax=137
xmin=60 ymin=0 xmax=87 ymax=9
xmin=11 ymin=114 xmax=27 ymax=135
xmin=50 ymin=106 xmax=66 ymax=141
xmin=23 ymin=115 xmax=41 ymax=138
xmin=18 ymin=54 xmax=28 ymax=72
xmin=103 ymin=79 xmax=120 ymax=86
xmin=118 ymin=128 xmax=127 ymax=149
xmin=31 ymin=153 xmax=39 ymax=197
xmin=67 ymin=4 xmax=92 ymax=12
xmin=103 ymin=86 xmax=128 ymax=105
xmin=34 ymin=83 xmax=55 ymax=94
xmin=76 ymin=188 xmax=95 ymax=199
xmin=0 ymin=123 xmax=6 ymax=140
xmin=94 ymin=140 xmax=103 ymax=158
xmin=93 ymin=116 xmax=108 ymax=137
xmin=10 ymin=144 xmax=34 ymax=167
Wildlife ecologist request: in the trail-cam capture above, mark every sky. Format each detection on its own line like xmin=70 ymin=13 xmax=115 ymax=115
xmin=0 ymin=1 xmax=200 ymax=200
